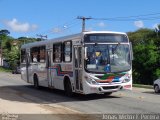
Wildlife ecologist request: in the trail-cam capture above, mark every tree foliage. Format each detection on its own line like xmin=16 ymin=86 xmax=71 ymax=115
xmin=0 ymin=29 xmax=40 ymax=69
xmin=0 ymin=30 xmax=10 ymax=35
xmin=128 ymin=28 xmax=160 ymax=85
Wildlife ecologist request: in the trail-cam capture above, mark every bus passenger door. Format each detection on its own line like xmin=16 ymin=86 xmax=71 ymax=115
xmin=26 ymin=52 xmax=30 ymax=83
xmin=74 ymin=46 xmax=83 ymax=92
xmin=46 ymin=50 xmax=52 ymax=87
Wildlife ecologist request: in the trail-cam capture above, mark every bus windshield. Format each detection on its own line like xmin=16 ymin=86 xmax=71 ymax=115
xmin=85 ymin=44 xmax=131 ymax=73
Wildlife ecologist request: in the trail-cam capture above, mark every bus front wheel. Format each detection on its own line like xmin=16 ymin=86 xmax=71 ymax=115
xmin=64 ymin=79 xmax=73 ymax=97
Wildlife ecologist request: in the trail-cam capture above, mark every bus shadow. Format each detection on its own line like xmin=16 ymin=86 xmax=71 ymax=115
xmin=0 ymin=85 xmax=121 ymax=104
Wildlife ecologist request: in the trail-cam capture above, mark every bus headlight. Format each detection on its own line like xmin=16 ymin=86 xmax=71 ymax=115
xmin=122 ymin=74 xmax=131 ymax=83
xmin=85 ymin=76 xmax=97 ymax=85
xmin=123 ymin=78 xmax=130 ymax=83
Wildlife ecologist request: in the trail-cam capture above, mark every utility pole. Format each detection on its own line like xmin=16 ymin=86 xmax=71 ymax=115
xmin=77 ymin=16 xmax=92 ymax=32
xmin=36 ymin=34 xmax=47 ymax=41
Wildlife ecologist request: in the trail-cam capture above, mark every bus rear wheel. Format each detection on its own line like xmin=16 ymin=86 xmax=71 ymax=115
xmin=64 ymin=80 xmax=73 ymax=97
xmin=33 ymin=74 xmax=39 ymax=89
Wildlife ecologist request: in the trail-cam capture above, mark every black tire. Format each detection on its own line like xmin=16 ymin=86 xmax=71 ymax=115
xmin=64 ymin=80 xmax=73 ymax=97
xmin=104 ymin=92 xmax=112 ymax=96
xmin=154 ymin=85 xmax=160 ymax=93
xmin=33 ymin=75 xmax=39 ymax=89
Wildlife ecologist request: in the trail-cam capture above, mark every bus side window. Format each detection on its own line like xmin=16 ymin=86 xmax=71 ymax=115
xmin=63 ymin=41 xmax=72 ymax=62
xmin=39 ymin=46 xmax=46 ymax=63
xmin=33 ymin=55 xmax=38 ymax=62
xmin=53 ymin=43 xmax=62 ymax=63
xmin=31 ymin=46 xmax=46 ymax=63
xmin=31 ymin=47 xmax=39 ymax=63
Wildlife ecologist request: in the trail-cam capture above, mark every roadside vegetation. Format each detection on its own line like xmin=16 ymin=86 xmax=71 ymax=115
xmin=0 ymin=66 xmax=12 ymax=72
xmin=133 ymin=84 xmax=153 ymax=89
xmin=128 ymin=25 xmax=160 ymax=85
xmin=0 ymin=30 xmax=41 ymax=70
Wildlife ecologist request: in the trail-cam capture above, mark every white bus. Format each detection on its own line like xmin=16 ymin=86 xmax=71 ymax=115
xmin=21 ymin=31 xmax=133 ymax=96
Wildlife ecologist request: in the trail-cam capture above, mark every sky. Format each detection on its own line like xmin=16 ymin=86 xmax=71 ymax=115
xmin=0 ymin=0 xmax=160 ymax=39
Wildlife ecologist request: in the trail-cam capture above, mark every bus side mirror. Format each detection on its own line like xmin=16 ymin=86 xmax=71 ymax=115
xmin=130 ymin=42 xmax=134 ymax=60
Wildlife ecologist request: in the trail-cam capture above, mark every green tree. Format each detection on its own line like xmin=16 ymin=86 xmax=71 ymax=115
xmin=18 ymin=37 xmax=41 ymax=45
xmin=128 ymin=28 xmax=160 ymax=85
xmin=0 ymin=29 xmax=43 ymax=69
xmin=0 ymin=29 xmax=10 ymax=47
xmin=0 ymin=30 xmax=10 ymax=35
xmin=0 ymin=29 xmax=11 ymax=66
xmin=7 ymin=42 xmax=20 ymax=69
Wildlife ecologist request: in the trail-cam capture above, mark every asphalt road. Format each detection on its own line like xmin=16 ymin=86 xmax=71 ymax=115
xmin=0 ymin=72 xmax=160 ymax=119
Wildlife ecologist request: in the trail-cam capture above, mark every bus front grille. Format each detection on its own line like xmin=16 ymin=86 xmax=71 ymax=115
xmin=102 ymin=86 xmax=120 ymax=90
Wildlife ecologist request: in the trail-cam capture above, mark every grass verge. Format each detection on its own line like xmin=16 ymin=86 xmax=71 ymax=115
xmin=0 ymin=66 xmax=12 ymax=72
xmin=133 ymin=84 xmax=153 ymax=89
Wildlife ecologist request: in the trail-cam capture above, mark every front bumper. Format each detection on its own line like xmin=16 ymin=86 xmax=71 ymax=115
xmin=83 ymin=82 xmax=122 ymax=94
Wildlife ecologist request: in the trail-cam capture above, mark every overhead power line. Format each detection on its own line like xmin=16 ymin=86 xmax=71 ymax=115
xmin=34 ymin=18 xmax=81 ymax=38
xmin=92 ymin=17 xmax=160 ymax=21
xmin=46 ymin=21 xmax=81 ymax=37
xmin=30 ymin=12 xmax=160 ymax=39
xmin=92 ymin=12 xmax=160 ymax=21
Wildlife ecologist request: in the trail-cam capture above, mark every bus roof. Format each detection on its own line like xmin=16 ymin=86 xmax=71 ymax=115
xmin=21 ymin=33 xmax=81 ymax=49
xmin=83 ymin=31 xmax=127 ymax=35
xmin=21 ymin=31 xmax=127 ymax=49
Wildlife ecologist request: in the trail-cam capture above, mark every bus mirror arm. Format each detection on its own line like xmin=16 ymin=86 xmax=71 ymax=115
xmin=84 ymin=47 xmax=88 ymax=60
xmin=130 ymin=42 xmax=134 ymax=60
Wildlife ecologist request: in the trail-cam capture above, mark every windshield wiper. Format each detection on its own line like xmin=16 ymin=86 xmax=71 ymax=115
xmin=112 ymin=42 xmax=120 ymax=54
